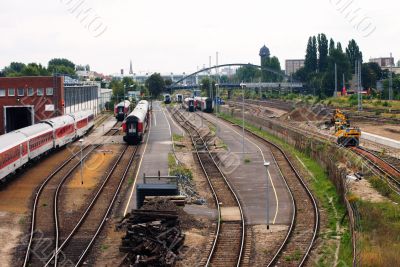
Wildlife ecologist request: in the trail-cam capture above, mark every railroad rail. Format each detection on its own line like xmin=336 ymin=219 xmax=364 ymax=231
xmin=44 ymin=145 xmax=139 ymax=266
xmin=172 ymin=109 xmax=245 ymax=267
xmin=351 ymin=147 xmax=400 ymax=194
xmin=198 ymin=111 xmax=319 ymax=266
xmin=105 ymin=121 xmax=123 ymax=136
xmin=227 ymin=99 xmax=400 ymax=193
xmin=23 ymin=144 xmax=99 ymax=267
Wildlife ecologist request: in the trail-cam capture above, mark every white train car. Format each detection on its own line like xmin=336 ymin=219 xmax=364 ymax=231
xmin=43 ymin=115 xmax=76 ymax=148
xmin=17 ymin=124 xmax=54 ymax=160
xmin=69 ymin=110 xmax=94 ymax=137
xmin=0 ymin=132 xmax=29 ymax=181
xmin=123 ymin=100 xmax=150 ymax=145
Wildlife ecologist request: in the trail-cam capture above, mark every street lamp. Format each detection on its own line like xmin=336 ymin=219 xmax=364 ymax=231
xmin=240 ymin=82 xmax=246 ymax=158
xmin=264 ymin=161 xmax=271 ymax=230
xmin=215 ymin=83 xmax=219 ymax=114
xmin=79 ymin=139 xmax=84 ymax=185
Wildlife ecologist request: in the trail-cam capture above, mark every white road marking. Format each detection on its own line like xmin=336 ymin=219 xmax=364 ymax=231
xmin=123 ymin=115 xmax=152 ymax=216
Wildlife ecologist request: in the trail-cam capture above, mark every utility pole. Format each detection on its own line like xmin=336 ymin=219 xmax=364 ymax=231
xmin=343 ymin=73 xmax=345 ymax=95
xmin=357 ymin=60 xmax=363 ymax=112
xmin=334 ymin=63 xmax=337 ymax=97
xmin=389 ymin=52 xmax=393 ymax=101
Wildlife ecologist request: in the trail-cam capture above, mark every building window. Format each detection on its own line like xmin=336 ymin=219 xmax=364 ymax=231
xmin=28 ymin=88 xmax=34 ymax=96
xmin=37 ymin=88 xmax=44 ymax=96
xmin=8 ymin=88 xmax=15 ymax=96
xmin=18 ymin=88 xmax=25 ymax=96
xmin=46 ymin=87 xmax=54 ymax=96
xmin=0 ymin=89 xmax=5 ymax=97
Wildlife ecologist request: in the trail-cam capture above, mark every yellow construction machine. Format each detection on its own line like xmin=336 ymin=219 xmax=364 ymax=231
xmin=331 ymin=109 xmax=361 ymax=147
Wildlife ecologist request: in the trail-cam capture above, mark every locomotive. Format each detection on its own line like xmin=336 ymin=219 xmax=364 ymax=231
xmin=114 ymin=100 xmax=131 ymax=121
xmin=122 ymin=100 xmax=150 ymax=145
xmin=164 ymin=94 xmax=171 ymax=104
xmin=194 ymin=97 xmax=213 ymax=113
xmin=0 ymin=110 xmax=94 ymax=182
xmin=184 ymin=98 xmax=195 ymax=112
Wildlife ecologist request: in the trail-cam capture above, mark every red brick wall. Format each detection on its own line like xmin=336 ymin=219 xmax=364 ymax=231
xmin=0 ymin=76 xmax=64 ymax=134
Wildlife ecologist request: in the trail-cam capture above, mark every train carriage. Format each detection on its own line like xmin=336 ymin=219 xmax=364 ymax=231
xmin=184 ymin=97 xmax=195 ymax=112
xmin=164 ymin=94 xmax=171 ymax=104
xmin=123 ymin=100 xmax=149 ymax=145
xmin=114 ymin=100 xmax=131 ymax=121
xmin=69 ymin=110 xmax=94 ymax=137
xmin=176 ymin=94 xmax=183 ymax=103
xmin=0 ymin=132 xmax=29 ymax=182
xmin=18 ymin=124 xmax=54 ymax=160
xmin=43 ymin=115 xmax=76 ymax=148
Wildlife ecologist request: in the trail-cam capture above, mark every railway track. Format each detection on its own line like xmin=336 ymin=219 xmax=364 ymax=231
xmin=227 ymin=100 xmax=400 ymax=193
xmin=105 ymin=121 xmax=123 ymax=136
xmin=23 ymin=144 xmax=99 ymax=267
xmin=44 ymin=145 xmax=139 ymax=266
xmin=198 ymin=111 xmax=319 ymax=266
xmin=172 ymin=110 xmax=245 ymax=267
xmin=351 ymin=147 xmax=400 ymax=193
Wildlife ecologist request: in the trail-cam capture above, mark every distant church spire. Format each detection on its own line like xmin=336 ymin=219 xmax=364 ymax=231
xmin=129 ymin=60 xmax=133 ymax=75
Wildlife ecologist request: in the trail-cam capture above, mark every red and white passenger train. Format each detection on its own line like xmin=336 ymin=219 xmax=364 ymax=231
xmin=0 ymin=110 xmax=94 ymax=182
xmin=122 ymin=100 xmax=150 ymax=145
xmin=114 ymin=100 xmax=131 ymax=122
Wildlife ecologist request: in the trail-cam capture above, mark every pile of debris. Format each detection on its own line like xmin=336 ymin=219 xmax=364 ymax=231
xmin=119 ymin=199 xmax=185 ymax=266
xmin=176 ymin=174 xmax=206 ymax=205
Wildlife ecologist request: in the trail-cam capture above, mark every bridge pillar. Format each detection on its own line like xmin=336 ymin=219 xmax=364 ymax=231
xmin=228 ymin=90 xmax=232 ymax=99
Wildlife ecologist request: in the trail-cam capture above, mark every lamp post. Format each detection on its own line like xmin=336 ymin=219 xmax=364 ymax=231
xmin=215 ymin=83 xmax=219 ymax=114
xmin=264 ymin=161 xmax=271 ymax=230
xmin=240 ymin=82 xmax=246 ymax=159
xmin=79 ymin=139 xmax=84 ymax=185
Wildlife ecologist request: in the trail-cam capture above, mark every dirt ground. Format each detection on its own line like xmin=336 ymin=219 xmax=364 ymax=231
xmin=354 ymin=122 xmax=400 ymax=141
xmin=62 ymin=145 xmax=122 ymax=211
xmin=0 ymin=147 xmax=79 ymax=267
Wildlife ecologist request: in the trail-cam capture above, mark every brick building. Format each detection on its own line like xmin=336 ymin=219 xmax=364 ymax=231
xmin=0 ymin=76 xmax=100 ymax=135
xmin=0 ymin=76 xmax=64 ymax=134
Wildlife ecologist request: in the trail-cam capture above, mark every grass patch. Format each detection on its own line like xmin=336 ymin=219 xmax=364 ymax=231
xmin=369 ymin=176 xmax=400 ymax=203
xmin=244 ymin=157 xmax=251 ymax=164
xmin=357 ymin=200 xmax=400 ymax=266
xmin=218 ymin=112 xmax=352 ymax=266
xmin=172 ymin=133 xmax=184 ymax=142
xmin=18 ymin=216 xmax=26 ymax=225
xmin=168 ymin=153 xmax=192 ymax=179
xmin=100 ymin=244 xmax=109 ymax=251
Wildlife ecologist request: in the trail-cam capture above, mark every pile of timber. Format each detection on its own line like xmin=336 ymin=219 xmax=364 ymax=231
xmin=120 ymin=199 xmax=184 ymax=266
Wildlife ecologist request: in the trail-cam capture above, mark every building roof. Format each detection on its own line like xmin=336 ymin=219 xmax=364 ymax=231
xmin=259 ymin=45 xmax=270 ymax=58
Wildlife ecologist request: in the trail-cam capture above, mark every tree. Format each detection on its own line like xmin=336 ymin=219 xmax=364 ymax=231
xmin=336 ymin=42 xmax=343 ymax=53
xmin=305 ymin=36 xmax=318 ymax=72
xmin=329 ymin=38 xmax=336 ymax=56
xmin=235 ymin=65 xmax=260 ymax=82
xmin=318 ymin=33 xmax=329 ymax=72
xmin=323 ymin=47 xmax=352 ymax=97
xmin=3 ymin=62 xmax=26 ymax=76
xmin=164 ymin=78 xmax=173 ymax=86
xmin=110 ymin=79 xmax=124 ymax=100
xmin=21 ymin=63 xmax=50 ymax=76
xmin=145 ymin=73 xmax=165 ymax=97
xmin=48 ymin=58 xmax=76 ymax=76
xmin=362 ymin=62 xmax=382 ymax=89
xmin=346 ymin=39 xmax=363 ymax=72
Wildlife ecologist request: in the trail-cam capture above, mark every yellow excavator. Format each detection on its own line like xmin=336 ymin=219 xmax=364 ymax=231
xmin=331 ymin=109 xmax=361 ymax=147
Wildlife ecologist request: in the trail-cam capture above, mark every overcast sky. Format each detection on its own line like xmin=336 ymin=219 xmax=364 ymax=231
xmin=0 ymin=0 xmax=398 ymax=75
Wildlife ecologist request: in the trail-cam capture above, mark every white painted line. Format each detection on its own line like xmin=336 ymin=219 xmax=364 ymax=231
xmin=153 ymin=109 xmax=157 ymax=127
xmin=123 ymin=117 xmax=152 ymax=216
xmin=203 ymin=113 xmax=280 ymax=224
